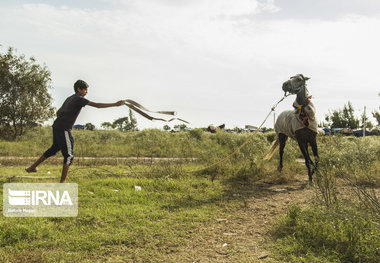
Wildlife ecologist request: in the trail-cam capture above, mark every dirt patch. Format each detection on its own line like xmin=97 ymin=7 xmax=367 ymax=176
xmin=172 ymin=174 xmax=315 ymax=262
xmin=0 ymin=156 xmax=196 ymax=166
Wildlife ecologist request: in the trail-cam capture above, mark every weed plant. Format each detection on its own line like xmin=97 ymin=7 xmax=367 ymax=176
xmin=273 ymin=205 xmax=380 ymax=263
xmin=274 ymin=135 xmax=380 ymax=263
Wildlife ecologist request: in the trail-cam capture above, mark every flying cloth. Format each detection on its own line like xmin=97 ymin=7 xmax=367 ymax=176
xmin=124 ymin=99 xmax=190 ymax=124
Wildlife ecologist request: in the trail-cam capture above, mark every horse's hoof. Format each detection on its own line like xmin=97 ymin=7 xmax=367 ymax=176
xmin=277 ymin=166 xmax=282 ymax=172
xmin=308 ymin=179 xmax=314 ymax=187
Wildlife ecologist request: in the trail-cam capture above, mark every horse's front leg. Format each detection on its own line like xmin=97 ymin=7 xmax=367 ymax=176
xmin=297 ymin=141 xmax=314 ymax=183
xmin=278 ymin=133 xmax=288 ymax=172
xmin=310 ymin=136 xmax=319 ymax=172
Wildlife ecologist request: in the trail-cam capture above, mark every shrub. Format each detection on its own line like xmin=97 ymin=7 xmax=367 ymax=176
xmin=274 ymin=205 xmax=380 ymax=263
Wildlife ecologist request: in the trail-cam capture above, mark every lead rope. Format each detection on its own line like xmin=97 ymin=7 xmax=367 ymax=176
xmin=186 ymin=93 xmax=290 ymax=179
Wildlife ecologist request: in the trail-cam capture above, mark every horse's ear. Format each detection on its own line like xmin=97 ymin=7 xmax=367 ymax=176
xmin=304 ymin=76 xmax=310 ymax=81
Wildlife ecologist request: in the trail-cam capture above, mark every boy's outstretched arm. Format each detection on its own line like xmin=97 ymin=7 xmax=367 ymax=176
xmin=87 ymin=100 xmax=125 ymax=108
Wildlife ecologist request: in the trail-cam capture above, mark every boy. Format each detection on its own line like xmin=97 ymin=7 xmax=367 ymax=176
xmin=26 ymin=80 xmax=125 ymax=183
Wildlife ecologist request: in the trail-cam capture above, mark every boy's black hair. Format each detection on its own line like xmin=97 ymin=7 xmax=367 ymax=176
xmin=74 ymin=80 xmax=89 ymax=92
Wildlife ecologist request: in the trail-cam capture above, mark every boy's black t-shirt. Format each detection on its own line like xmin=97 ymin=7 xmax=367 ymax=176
xmin=53 ymin=94 xmax=89 ymax=131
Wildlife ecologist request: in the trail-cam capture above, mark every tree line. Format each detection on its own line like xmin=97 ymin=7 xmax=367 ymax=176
xmin=78 ymin=109 xmax=138 ymax=132
xmin=1 ymin=46 xmax=379 ymax=140
xmin=323 ymin=100 xmax=380 ymax=130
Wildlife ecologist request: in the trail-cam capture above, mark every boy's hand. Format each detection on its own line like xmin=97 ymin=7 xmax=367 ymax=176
xmin=115 ymin=100 xmax=126 ymax=106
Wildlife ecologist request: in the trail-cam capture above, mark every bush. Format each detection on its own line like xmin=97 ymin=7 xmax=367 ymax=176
xmin=274 ymin=205 xmax=380 ymax=263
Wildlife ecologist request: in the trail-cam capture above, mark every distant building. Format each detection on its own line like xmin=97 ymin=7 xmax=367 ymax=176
xmin=245 ymin=125 xmax=263 ymax=132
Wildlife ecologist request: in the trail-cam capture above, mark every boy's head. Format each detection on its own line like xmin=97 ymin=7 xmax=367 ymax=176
xmin=74 ymin=80 xmax=89 ymax=93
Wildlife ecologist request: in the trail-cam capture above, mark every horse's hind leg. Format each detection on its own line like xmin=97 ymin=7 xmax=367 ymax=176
xmin=278 ymin=133 xmax=288 ymax=172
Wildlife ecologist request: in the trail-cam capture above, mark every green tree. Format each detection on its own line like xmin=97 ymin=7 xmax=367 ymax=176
xmin=101 ymin=121 xmax=115 ymax=130
xmin=113 ymin=117 xmax=128 ymax=131
xmin=127 ymin=108 xmax=137 ymax=131
xmin=373 ymin=111 xmax=380 ymax=127
xmin=360 ymin=111 xmax=373 ymax=130
xmin=174 ymin=124 xmax=187 ymax=132
xmin=0 ymin=47 xmax=54 ymax=139
xmin=112 ymin=109 xmax=138 ymax=131
xmin=261 ymin=127 xmax=274 ymax=132
xmin=373 ymin=93 xmax=380 ymax=127
xmin=324 ymin=101 xmax=360 ymax=129
xmin=163 ymin=125 xmax=171 ymax=131
xmin=84 ymin=122 xmax=95 ymax=131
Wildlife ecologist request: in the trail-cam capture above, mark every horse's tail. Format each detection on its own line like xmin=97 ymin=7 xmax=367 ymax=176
xmin=264 ymin=138 xmax=279 ymax=160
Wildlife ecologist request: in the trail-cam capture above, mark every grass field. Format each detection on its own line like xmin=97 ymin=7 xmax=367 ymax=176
xmin=0 ymin=128 xmax=379 ymax=262
xmin=1 ymin=165 xmax=226 ymax=262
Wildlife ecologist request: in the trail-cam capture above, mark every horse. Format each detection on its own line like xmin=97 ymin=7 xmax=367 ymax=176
xmin=264 ymin=74 xmax=319 ymax=183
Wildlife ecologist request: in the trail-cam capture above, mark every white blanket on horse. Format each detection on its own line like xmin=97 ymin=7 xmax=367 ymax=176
xmin=275 ymin=103 xmax=318 ymax=140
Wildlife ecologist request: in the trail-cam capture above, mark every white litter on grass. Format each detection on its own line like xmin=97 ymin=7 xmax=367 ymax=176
xmin=272 ymin=188 xmax=287 ymax=192
xmin=222 ymin=243 xmax=228 ymax=247
xmin=223 ymin=233 xmax=237 ymax=236
xmin=134 ymin=186 xmax=142 ymax=191
xmin=113 ymin=189 xmax=119 ymax=192
xmin=47 ymin=171 xmax=51 ymax=174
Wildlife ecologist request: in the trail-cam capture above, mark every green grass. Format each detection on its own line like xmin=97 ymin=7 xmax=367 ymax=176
xmin=0 ymin=127 xmax=276 ymax=158
xmin=0 ymin=165 xmax=225 ymax=262
xmin=273 ymin=205 xmax=380 ymax=263
xmin=1 ymin=129 xmax=380 ymax=262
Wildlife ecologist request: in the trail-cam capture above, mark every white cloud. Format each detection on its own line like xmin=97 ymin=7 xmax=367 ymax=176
xmin=1 ymin=1 xmax=380 ymax=128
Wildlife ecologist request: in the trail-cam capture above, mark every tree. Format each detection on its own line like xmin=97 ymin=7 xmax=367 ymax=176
xmin=84 ymin=122 xmax=95 ymax=131
xmin=324 ymin=101 xmax=359 ymax=129
xmin=113 ymin=117 xmax=129 ymax=131
xmin=373 ymin=93 xmax=380 ymax=128
xmin=101 ymin=121 xmax=115 ymax=130
xmin=127 ymin=108 xmax=137 ymax=131
xmin=261 ymin=127 xmax=274 ymax=132
xmin=163 ymin=125 xmax=171 ymax=131
xmin=112 ymin=109 xmax=138 ymax=131
xmin=373 ymin=111 xmax=380 ymax=127
xmin=360 ymin=111 xmax=373 ymax=130
xmin=174 ymin=124 xmax=187 ymax=132
xmin=0 ymin=47 xmax=55 ymax=139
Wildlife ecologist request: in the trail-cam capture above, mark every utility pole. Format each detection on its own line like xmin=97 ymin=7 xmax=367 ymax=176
xmin=363 ymin=106 xmax=366 ymax=138
xmin=273 ymin=111 xmax=276 ymax=129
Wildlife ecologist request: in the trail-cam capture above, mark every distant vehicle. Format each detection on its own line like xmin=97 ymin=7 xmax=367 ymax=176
xmin=353 ymin=129 xmax=370 ymax=137
xmin=323 ymin=128 xmax=353 ymax=136
xmin=321 ymin=128 xmax=375 ymax=137
xmin=73 ymin=124 xmax=85 ymax=130
xmin=322 ymin=128 xmax=332 ymax=135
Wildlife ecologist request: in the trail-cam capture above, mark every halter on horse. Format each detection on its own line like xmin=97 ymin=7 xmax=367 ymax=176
xmin=265 ymin=74 xmax=319 ymax=183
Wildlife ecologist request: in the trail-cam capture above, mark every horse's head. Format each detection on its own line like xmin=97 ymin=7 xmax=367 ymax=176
xmin=282 ymin=74 xmax=310 ymax=95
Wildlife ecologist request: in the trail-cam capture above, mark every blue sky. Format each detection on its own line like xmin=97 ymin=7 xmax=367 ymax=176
xmin=1 ymin=0 xmax=380 ymax=129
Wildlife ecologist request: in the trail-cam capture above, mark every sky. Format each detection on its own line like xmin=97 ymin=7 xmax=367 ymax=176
xmin=1 ymin=0 xmax=380 ymax=130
